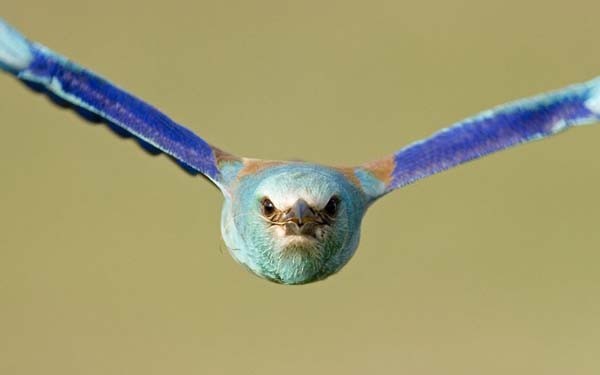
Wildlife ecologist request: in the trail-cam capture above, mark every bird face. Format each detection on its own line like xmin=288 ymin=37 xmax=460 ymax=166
xmin=221 ymin=163 xmax=369 ymax=284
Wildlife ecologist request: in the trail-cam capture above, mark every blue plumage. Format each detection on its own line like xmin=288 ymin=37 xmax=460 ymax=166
xmin=0 ymin=19 xmax=32 ymax=72
xmin=1 ymin=18 xmax=598 ymax=284
xmin=1 ymin=20 xmax=229 ymax=188
xmin=381 ymin=80 xmax=600 ymax=192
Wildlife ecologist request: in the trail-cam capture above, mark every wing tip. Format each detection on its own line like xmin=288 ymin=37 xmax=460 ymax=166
xmin=0 ymin=18 xmax=33 ymax=73
xmin=585 ymin=78 xmax=600 ymax=115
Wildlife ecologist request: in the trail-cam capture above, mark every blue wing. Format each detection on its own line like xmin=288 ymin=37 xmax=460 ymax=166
xmin=0 ymin=19 xmax=238 ymax=190
xmin=359 ymin=76 xmax=600 ymax=199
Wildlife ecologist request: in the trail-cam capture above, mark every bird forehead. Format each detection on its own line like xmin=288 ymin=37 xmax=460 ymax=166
xmin=266 ymin=188 xmax=329 ymax=209
xmin=257 ymin=170 xmax=339 ymax=208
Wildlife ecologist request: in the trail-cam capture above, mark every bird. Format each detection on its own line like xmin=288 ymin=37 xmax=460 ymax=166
xmin=1 ymin=18 xmax=599 ymax=285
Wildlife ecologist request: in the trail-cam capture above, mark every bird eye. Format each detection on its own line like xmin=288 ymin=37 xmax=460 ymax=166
xmin=324 ymin=196 xmax=340 ymax=217
xmin=261 ymin=197 xmax=276 ymax=216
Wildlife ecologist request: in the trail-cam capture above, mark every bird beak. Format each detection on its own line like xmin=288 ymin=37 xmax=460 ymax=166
xmin=283 ymin=199 xmax=317 ymax=227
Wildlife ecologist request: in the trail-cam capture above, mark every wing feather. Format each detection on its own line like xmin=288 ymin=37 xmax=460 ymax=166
xmin=0 ymin=18 xmax=238 ymax=189
xmin=359 ymin=76 xmax=600 ymax=199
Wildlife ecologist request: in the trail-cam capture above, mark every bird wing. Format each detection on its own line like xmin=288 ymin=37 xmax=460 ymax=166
xmin=357 ymin=76 xmax=600 ymax=200
xmin=0 ymin=19 xmax=239 ymax=191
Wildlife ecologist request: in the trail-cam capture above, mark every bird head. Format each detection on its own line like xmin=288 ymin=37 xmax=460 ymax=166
xmin=221 ymin=162 xmax=370 ymax=284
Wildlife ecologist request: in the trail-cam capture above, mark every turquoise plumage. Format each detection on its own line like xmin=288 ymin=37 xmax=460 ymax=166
xmin=1 ymin=18 xmax=599 ymax=284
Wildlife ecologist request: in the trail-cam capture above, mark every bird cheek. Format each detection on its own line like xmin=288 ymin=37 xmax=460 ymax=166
xmin=270 ymin=225 xmax=287 ymax=240
xmin=315 ymin=227 xmax=325 ymax=241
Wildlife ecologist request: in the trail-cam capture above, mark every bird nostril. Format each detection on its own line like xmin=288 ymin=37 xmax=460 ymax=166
xmin=284 ymin=221 xmax=301 ymax=235
xmin=288 ymin=217 xmax=304 ymax=228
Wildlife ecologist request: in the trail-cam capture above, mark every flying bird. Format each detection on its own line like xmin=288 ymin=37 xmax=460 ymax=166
xmin=1 ymin=19 xmax=599 ymax=284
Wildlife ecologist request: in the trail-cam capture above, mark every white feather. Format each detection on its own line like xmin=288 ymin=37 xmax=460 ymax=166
xmin=0 ymin=19 xmax=33 ymax=71
xmin=586 ymin=86 xmax=600 ymax=115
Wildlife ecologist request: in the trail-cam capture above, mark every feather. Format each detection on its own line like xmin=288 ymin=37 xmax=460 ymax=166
xmin=360 ymin=77 xmax=600 ymax=198
xmin=0 ymin=18 xmax=240 ymax=191
xmin=0 ymin=18 xmax=32 ymax=72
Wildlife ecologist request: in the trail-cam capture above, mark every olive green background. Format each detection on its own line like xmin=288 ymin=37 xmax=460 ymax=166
xmin=1 ymin=1 xmax=599 ymax=374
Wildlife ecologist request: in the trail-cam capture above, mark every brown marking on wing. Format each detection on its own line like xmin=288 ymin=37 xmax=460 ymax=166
xmin=332 ymin=166 xmax=362 ymax=188
xmin=361 ymin=156 xmax=395 ymax=186
xmin=238 ymin=159 xmax=286 ymax=178
xmin=212 ymin=146 xmax=241 ymax=167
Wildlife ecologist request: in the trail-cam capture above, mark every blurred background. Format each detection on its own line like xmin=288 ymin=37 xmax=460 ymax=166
xmin=1 ymin=1 xmax=600 ymax=374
